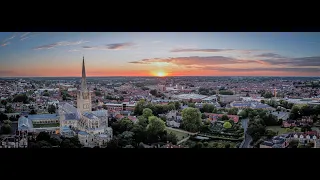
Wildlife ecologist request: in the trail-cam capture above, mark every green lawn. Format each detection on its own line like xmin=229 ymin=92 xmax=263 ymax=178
xmin=33 ymin=123 xmax=60 ymax=128
xmin=266 ymin=126 xmax=301 ymax=135
xmin=166 ymin=128 xmax=189 ymax=141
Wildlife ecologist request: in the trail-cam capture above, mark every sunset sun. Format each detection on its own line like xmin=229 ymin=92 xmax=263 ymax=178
xmin=156 ymin=71 xmax=166 ymax=77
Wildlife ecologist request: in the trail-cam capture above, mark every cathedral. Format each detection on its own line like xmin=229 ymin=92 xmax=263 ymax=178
xmin=59 ymin=57 xmax=113 ymax=147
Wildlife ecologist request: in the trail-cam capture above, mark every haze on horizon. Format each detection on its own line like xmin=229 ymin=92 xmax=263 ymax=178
xmin=1 ymin=32 xmax=320 ymax=77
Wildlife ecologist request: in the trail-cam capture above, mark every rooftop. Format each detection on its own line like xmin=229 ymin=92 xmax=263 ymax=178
xmin=78 ymin=131 xmax=89 ymax=136
xmin=82 ymin=112 xmax=98 ymax=120
xmin=64 ymin=113 xmax=80 ymax=120
xmin=27 ymin=114 xmax=59 ymax=121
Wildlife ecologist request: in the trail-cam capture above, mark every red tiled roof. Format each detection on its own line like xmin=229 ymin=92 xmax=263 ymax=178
xmin=115 ymin=114 xmax=124 ymax=119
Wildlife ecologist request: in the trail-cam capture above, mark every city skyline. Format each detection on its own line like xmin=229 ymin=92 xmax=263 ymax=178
xmin=1 ymin=32 xmax=320 ymax=77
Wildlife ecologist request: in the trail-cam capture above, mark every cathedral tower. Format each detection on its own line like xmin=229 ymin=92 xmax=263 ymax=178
xmin=77 ymin=57 xmax=92 ymax=113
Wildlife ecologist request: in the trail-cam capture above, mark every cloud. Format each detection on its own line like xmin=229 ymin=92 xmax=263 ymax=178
xmin=256 ymin=53 xmax=285 ymax=58
xmin=1 ymin=42 xmax=10 ymax=47
xmin=33 ymin=40 xmax=89 ymax=50
xmin=152 ymin=41 xmax=162 ymax=44
xmin=129 ymin=56 xmax=265 ymax=66
xmin=0 ymin=70 xmax=14 ymax=75
xmin=83 ymin=42 xmax=134 ymax=50
xmin=170 ymin=48 xmax=235 ymax=53
xmin=68 ymin=49 xmax=80 ymax=52
xmin=2 ymin=34 xmax=16 ymax=43
xmin=20 ymin=32 xmax=39 ymax=41
xmin=203 ymin=66 xmax=320 ymax=73
xmin=170 ymin=48 xmax=263 ymax=54
xmin=263 ymin=56 xmax=320 ymax=67
xmin=20 ymin=32 xmax=30 ymax=38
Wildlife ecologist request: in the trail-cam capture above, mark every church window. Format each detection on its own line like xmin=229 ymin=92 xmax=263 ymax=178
xmin=92 ymin=139 xmax=93 ymax=141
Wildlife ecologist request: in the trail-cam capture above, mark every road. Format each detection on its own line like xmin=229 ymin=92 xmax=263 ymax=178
xmin=240 ymin=118 xmax=253 ymax=148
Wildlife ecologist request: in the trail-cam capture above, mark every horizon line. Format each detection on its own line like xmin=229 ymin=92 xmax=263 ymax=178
xmin=0 ymin=75 xmax=319 ymax=78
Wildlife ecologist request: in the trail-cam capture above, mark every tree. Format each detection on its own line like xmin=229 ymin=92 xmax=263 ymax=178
xmin=94 ymin=91 xmax=102 ymax=96
xmin=150 ymin=89 xmax=158 ymax=96
xmin=119 ymin=118 xmax=134 ymax=133
xmin=13 ymin=94 xmax=28 ymax=103
xmin=142 ymin=108 xmax=153 ymax=119
xmin=221 ymin=114 xmax=229 ymax=121
xmin=62 ymin=94 xmax=67 ymax=101
xmin=194 ymin=142 xmax=203 ymax=148
xmin=290 ymin=105 xmax=301 ymax=120
xmin=147 ymin=116 xmax=166 ymax=135
xmin=263 ymin=91 xmax=273 ymax=98
xmin=0 ymin=124 xmax=12 ymax=134
xmin=219 ymin=90 xmax=234 ymax=95
xmin=124 ymin=145 xmax=135 ymax=148
xmin=5 ymin=105 xmax=14 ymax=113
xmin=166 ymin=132 xmax=178 ymax=145
xmin=224 ymin=143 xmax=231 ymax=148
xmin=106 ymin=137 xmax=120 ymax=149
xmin=260 ymin=100 xmax=265 ymax=104
xmin=37 ymin=140 xmax=53 ymax=148
xmin=137 ymin=116 xmax=148 ymax=128
xmin=201 ymin=103 xmax=215 ymax=113
xmin=181 ymin=107 xmax=202 ymax=132
xmin=223 ymin=121 xmax=232 ymax=129
xmin=0 ymin=113 xmax=8 ymax=122
xmin=174 ymin=101 xmax=181 ymax=110
xmin=0 ymin=100 xmax=7 ymax=106
xmin=203 ymin=142 xmax=209 ymax=147
xmin=30 ymin=109 xmax=37 ymax=114
xmin=43 ymin=92 xmax=50 ymax=97
xmin=118 ymin=131 xmax=135 ymax=147
xmin=132 ymin=124 xmax=147 ymax=145
xmin=36 ymin=132 xmax=51 ymax=142
xmin=134 ymin=100 xmax=145 ymax=115
xmin=188 ymin=103 xmax=196 ymax=108
xmin=228 ymin=107 xmax=238 ymax=115
xmin=48 ymin=104 xmax=56 ymax=114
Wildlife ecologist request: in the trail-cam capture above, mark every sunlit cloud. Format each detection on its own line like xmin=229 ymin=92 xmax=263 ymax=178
xmin=1 ymin=41 xmax=10 ymax=47
xmin=83 ymin=42 xmax=135 ymax=50
xmin=33 ymin=40 xmax=89 ymax=50
xmin=129 ymin=56 xmax=265 ymax=66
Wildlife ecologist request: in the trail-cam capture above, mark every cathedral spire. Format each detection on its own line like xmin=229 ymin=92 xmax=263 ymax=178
xmin=81 ymin=56 xmax=87 ymax=90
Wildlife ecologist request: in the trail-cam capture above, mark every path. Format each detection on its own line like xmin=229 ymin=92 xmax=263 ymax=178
xmin=177 ymin=136 xmax=190 ymax=145
xmin=165 ymin=127 xmax=198 ymax=135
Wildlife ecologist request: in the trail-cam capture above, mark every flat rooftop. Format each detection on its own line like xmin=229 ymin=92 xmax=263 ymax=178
xmin=172 ymin=94 xmax=208 ymax=100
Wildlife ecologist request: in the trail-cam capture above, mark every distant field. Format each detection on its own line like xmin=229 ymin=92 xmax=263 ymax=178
xmin=33 ymin=123 xmax=60 ymax=128
xmin=166 ymin=128 xmax=189 ymax=141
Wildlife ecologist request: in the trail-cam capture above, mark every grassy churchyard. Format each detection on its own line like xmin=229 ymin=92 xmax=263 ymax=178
xmin=266 ymin=126 xmax=301 ymax=135
xmin=166 ymin=128 xmax=190 ymax=141
xmin=32 ymin=123 xmax=60 ymax=128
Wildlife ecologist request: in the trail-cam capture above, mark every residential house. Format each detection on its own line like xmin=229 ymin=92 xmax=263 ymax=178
xmin=204 ymin=113 xmax=239 ymax=123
